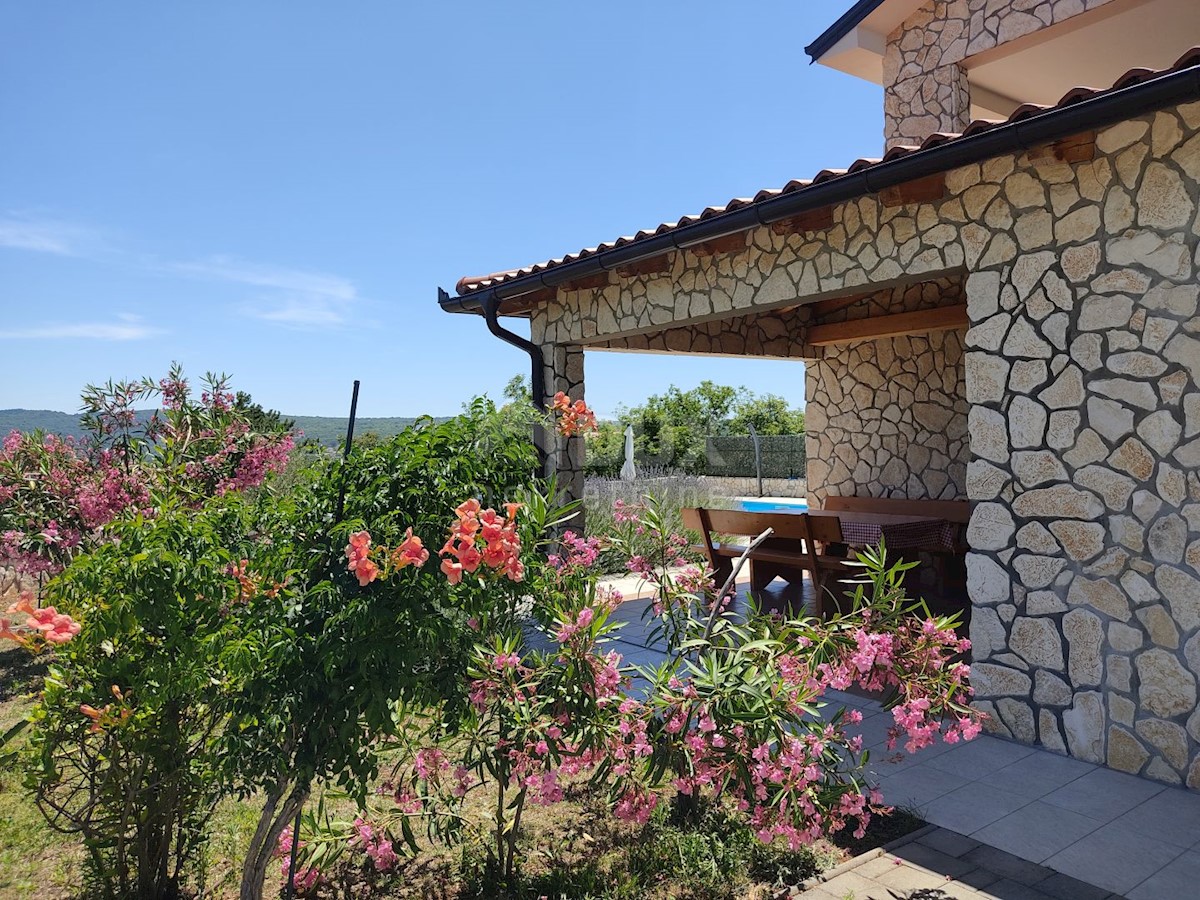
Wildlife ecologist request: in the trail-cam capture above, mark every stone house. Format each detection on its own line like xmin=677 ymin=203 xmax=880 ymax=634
xmin=440 ymin=2 xmax=1200 ymax=786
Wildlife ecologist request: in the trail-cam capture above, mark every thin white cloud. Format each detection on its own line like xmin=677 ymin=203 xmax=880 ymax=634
xmin=172 ymin=256 xmax=357 ymax=301
xmin=245 ymin=297 xmax=348 ymax=327
xmin=0 ymin=313 xmax=162 ymax=341
xmin=170 ymin=255 xmax=360 ymax=328
xmin=0 ymin=215 xmax=97 ymax=256
xmin=0 ymin=214 xmax=362 ymax=329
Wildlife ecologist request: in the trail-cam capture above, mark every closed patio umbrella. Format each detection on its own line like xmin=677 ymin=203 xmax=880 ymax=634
xmin=620 ymin=425 xmax=636 ymax=481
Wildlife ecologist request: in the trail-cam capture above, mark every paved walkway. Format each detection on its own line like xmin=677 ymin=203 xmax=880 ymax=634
xmin=595 ymin=581 xmax=1200 ymax=899
xmin=830 ymin=688 xmax=1200 ymax=899
xmin=804 ymin=824 xmax=1119 ymax=900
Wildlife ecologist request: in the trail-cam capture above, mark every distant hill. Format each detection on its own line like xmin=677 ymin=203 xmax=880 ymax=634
xmin=0 ymin=409 xmax=444 ymax=447
xmin=0 ymin=409 xmax=89 ymax=440
xmin=288 ymin=415 xmax=440 ymax=445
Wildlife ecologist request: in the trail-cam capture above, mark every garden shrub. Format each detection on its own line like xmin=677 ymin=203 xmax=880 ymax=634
xmin=28 ymin=501 xmax=255 ymax=900
xmin=210 ymin=399 xmax=543 ymax=899
xmin=0 ymin=364 xmax=293 ymax=580
xmin=285 ymin=473 xmax=981 ymax=895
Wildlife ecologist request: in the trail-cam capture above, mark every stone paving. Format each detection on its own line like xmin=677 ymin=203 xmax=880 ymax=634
xmin=804 ymin=824 xmax=1121 ymax=900
xmin=594 ymin=581 xmax=1200 ymax=899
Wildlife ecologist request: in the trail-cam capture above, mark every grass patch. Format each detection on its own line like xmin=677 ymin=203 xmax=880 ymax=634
xmin=0 ymin=651 xmax=83 ymax=900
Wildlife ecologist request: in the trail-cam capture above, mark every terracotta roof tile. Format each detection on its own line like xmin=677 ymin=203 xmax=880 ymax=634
xmin=455 ymin=48 xmax=1200 ymax=297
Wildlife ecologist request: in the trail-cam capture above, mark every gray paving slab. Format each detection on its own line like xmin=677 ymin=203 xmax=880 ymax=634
xmin=972 ymin=800 xmax=1105 ymax=864
xmin=875 ymin=763 xmax=971 ymax=808
xmin=960 ymin=844 xmax=1058 ymax=886
xmin=892 ymin=841 xmax=981 ymax=878
xmin=1043 ymin=819 xmax=1187 ymax=895
xmin=1042 ymin=766 xmax=1165 ymax=822
xmin=917 ymin=827 xmax=982 ymax=858
xmin=1033 ymin=871 xmax=1118 ymax=900
xmin=921 ymin=781 xmax=1033 ymax=835
xmin=1125 ymin=848 xmax=1200 ymax=900
xmin=980 ymin=750 xmax=1096 ymax=800
xmin=980 ymin=877 xmax=1059 ymax=899
xmin=1108 ymin=783 xmax=1200 ymax=851
xmin=922 ymin=734 xmax=1037 ymax=780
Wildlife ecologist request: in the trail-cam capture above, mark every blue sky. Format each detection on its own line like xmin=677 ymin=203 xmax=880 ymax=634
xmin=0 ymin=2 xmax=881 ymax=419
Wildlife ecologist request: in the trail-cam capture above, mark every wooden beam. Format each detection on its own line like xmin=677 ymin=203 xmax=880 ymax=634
xmin=806 ymin=304 xmax=968 ymax=346
xmin=879 ymin=172 xmax=947 ymax=208
xmin=1028 ymin=130 xmax=1096 ymax=164
xmin=770 ymin=206 xmax=834 ymax=235
xmin=616 ymin=253 xmax=674 ymax=279
xmin=687 ymin=232 xmax=747 ymax=257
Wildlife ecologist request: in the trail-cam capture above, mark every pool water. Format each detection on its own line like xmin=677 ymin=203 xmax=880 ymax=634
xmin=736 ymin=498 xmax=809 ymax=513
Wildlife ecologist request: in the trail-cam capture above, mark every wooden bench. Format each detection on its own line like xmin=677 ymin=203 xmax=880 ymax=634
xmin=680 ymin=507 xmax=853 ymax=617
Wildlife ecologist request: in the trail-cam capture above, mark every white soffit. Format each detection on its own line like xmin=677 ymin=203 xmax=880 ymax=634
xmin=815 ymin=0 xmax=927 ymax=83
xmin=967 ymin=0 xmax=1200 ymax=113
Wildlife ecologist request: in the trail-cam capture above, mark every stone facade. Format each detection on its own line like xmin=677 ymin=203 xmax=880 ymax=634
xmin=806 ymin=279 xmax=969 ymax=506
xmin=524 ymin=81 xmax=1200 ymax=784
xmin=883 ymin=0 xmax=1121 ymax=148
xmin=541 ymin=344 xmax=586 ymax=519
xmin=963 ymin=105 xmax=1200 ymax=786
xmin=588 ymin=305 xmax=809 ymax=359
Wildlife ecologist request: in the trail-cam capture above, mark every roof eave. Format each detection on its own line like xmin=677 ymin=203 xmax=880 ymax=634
xmin=804 ymin=0 xmax=888 ymax=64
xmin=441 ymin=55 xmax=1200 ymax=317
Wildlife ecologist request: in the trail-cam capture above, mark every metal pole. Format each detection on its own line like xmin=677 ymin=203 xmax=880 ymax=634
xmin=748 ymin=423 xmax=763 ymax=498
xmin=288 ymin=380 xmax=360 ymax=898
xmin=334 ymin=380 xmax=361 ymax=522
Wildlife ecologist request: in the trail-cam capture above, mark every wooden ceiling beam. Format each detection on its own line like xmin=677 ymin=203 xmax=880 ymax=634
xmin=807 ymin=304 xmax=968 ymax=347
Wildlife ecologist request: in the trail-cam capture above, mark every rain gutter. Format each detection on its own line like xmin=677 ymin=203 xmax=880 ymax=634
xmin=439 ymin=62 xmax=1200 ymax=319
xmin=803 ymin=0 xmax=888 ymax=63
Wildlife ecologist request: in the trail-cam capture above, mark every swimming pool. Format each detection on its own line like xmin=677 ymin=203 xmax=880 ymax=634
xmin=735 ymin=497 xmax=809 ymax=513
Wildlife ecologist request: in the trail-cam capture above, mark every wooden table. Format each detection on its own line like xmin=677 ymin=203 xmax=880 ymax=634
xmin=805 ymin=509 xmax=958 ymax=554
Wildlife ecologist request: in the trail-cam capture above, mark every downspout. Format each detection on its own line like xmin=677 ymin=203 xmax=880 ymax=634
xmin=465 ymin=289 xmax=549 ymax=471
xmin=480 ymin=292 xmax=546 ymax=407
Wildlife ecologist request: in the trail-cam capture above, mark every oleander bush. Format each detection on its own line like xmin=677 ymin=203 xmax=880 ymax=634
xmin=1 ymin=386 xmax=982 ymax=900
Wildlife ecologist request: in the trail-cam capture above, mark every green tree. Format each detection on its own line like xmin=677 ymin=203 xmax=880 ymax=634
xmin=234 ymin=391 xmax=295 ymax=434
xmin=501 ymin=373 xmax=529 ymax=406
xmin=729 ymin=393 xmax=805 ymax=436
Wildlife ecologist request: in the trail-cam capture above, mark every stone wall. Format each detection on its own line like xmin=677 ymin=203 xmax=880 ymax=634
xmin=588 ymin=305 xmax=809 ymax=360
xmin=883 ymin=0 xmax=1121 ymax=148
xmin=806 ymin=280 xmax=970 ymax=506
xmin=525 ymin=88 xmax=1200 ymax=782
xmin=963 ymin=104 xmax=1200 ymax=786
xmin=541 ymin=344 xmax=586 ymax=527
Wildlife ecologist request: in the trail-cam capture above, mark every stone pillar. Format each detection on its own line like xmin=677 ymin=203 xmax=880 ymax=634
xmin=885 ymin=63 xmax=971 ymax=150
xmin=540 ymin=343 xmax=586 ymax=527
